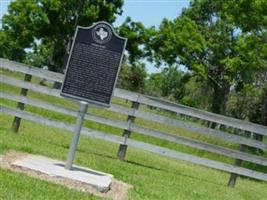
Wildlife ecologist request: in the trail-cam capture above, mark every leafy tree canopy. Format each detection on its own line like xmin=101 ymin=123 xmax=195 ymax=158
xmin=117 ymin=62 xmax=147 ymax=92
xmin=1 ymin=0 xmax=124 ymax=71
xmin=148 ymin=0 xmax=267 ymax=114
xmin=118 ymin=17 xmax=151 ymax=64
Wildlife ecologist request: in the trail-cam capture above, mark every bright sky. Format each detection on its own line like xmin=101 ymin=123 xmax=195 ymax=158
xmin=0 ymin=0 xmax=190 ymax=73
xmin=114 ymin=0 xmax=190 ymax=73
xmin=0 ymin=0 xmax=10 ymax=21
xmin=114 ymin=0 xmax=190 ymax=27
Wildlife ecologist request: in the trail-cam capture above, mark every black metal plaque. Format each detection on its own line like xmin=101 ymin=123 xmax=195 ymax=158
xmin=61 ymin=21 xmax=127 ymax=107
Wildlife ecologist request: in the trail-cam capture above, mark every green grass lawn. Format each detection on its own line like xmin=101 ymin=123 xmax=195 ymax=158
xmin=0 ymin=168 xmax=102 ymax=200
xmin=1 ymin=69 xmax=267 ymax=199
xmin=0 ymin=113 xmax=267 ymax=200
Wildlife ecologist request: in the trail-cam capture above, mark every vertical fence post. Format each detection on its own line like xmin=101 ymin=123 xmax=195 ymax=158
xmin=117 ymin=99 xmax=140 ymax=161
xmin=253 ymin=133 xmax=264 ymax=154
xmin=227 ymin=130 xmax=250 ymax=187
xmin=11 ymin=73 xmax=32 ymax=133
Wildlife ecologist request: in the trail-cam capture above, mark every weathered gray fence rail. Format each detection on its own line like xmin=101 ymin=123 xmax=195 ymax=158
xmin=2 ymin=90 xmax=266 ymax=166
xmin=1 ymin=105 xmax=267 ymax=181
xmin=1 ymin=58 xmax=267 ymax=136
xmin=1 ymin=58 xmax=267 ymax=186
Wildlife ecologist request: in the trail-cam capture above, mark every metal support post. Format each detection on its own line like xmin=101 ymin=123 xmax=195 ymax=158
xmin=65 ymin=101 xmax=88 ymax=170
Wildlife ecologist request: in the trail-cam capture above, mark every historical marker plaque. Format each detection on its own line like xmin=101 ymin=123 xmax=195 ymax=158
xmin=61 ymin=21 xmax=127 ymax=107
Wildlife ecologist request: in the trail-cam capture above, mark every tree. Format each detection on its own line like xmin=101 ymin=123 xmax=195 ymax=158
xmin=118 ymin=17 xmax=153 ymax=64
xmin=117 ymin=62 xmax=147 ymax=92
xmin=148 ymin=0 xmax=267 ymax=115
xmin=216 ymin=0 xmax=267 ymax=32
xmin=116 ymin=17 xmax=155 ymax=93
xmin=226 ymin=84 xmax=262 ymax=121
xmin=160 ymin=66 xmax=189 ymax=101
xmin=144 ymin=66 xmax=190 ymax=102
xmin=225 ymin=61 xmax=267 ymax=149
xmin=24 ymin=42 xmax=54 ymax=67
xmin=0 ymin=28 xmax=26 ymax=61
xmin=181 ymin=76 xmax=212 ymax=109
xmin=1 ymin=0 xmax=124 ymax=71
xmin=144 ymin=73 xmax=163 ymax=97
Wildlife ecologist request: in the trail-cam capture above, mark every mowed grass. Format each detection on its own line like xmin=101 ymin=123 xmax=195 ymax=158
xmin=1 ymin=69 xmax=267 ymax=199
xmin=0 ymin=114 xmax=267 ymax=200
xmin=0 ymin=168 xmax=102 ymax=200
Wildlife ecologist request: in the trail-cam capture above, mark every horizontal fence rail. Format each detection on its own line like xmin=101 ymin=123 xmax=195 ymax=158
xmin=1 ymin=86 xmax=266 ymax=151
xmin=0 ymin=58 xmax=64 ymax=82
xmin=1 ymin=105 xmax=267 ymax=182
xmin=1 ymin=58 xmax=267 ymax=184
xmin=1 ymin=58 xmax=267 ymax=136
xmin=2 ymin=91 xmax=267 ymax=166
xmin=138 ymin=96 xmax=267 ymax=137
xmin=1 ymin=75 xmax=266 ymax=150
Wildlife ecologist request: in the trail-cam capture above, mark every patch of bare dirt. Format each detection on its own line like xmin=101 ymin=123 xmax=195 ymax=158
xmin=0 ymin=151 xmax=132 ymax=200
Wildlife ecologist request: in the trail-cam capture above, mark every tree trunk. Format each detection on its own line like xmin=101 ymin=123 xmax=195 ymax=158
xmin=254 ymin=87 xmax=267 ymax=149
xmin=261 ymin=87 xmax=267 ymax=145
xmin=253 ymin=88 xmax=267 ymax=143
xmin=261 ymin=88 xmax=267 ymax=126
xmin=211 ymin=84 xmax=230 ymax=114
xmin=210 ymin=82 xmax=230 ymax=128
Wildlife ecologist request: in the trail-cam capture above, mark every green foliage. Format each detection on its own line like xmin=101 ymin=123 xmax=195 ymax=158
xmin=145 ymin=66 xmax=190 ymax=102
xmin=118 ymin=17 xmax=151 ymax=64
xmin=148 ymin=17 xmax=206 ymax=76
xmin=24 ymin=42 xmax=54 ymax=67
xmin=148 ymin=0 xmax=267 ymax=115
xmin=117 ymin=62 xmax=147 ymax=92
xmin=160 ymin=66 xmax=190 ymax=100
xmin=216 ymin=0 xmax=267 ymax=32
xmin=180 ymin=76 xmax=212 ymax=109
xmin=1 ymin=0 xmax=124 ymax=71
xmin=226 ymin=84 xmax=262 ymax=120
xmin=144 ymin=73 xmax=163 ymax=97
xmin=0 ymin=29 xmax=25 ymax=61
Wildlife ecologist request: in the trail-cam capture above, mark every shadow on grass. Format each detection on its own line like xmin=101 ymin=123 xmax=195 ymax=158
xmin=76 ymin=149 xmax=228 ymax=186
xmin=125 ymin=160 xmax=165 ymax=172
xmin=127 ymin=158 xmax=228 ymax=186
xmin=8 ymin=137 xmax=228 ymax=187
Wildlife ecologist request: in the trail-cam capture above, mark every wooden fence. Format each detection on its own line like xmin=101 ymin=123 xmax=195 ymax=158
xmin=1 ymin=58 xmax=267 ymax=187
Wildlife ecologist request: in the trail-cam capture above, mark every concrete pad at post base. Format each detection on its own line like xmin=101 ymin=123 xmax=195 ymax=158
xmin=12 ymin=155 xmax=113 ymax=192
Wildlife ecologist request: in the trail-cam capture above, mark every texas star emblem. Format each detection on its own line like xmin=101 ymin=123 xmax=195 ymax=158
xmin=92 ymin=23 xmax=112 ymax=44
xmin=96 ymin=28 xmax=108 ymax=40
